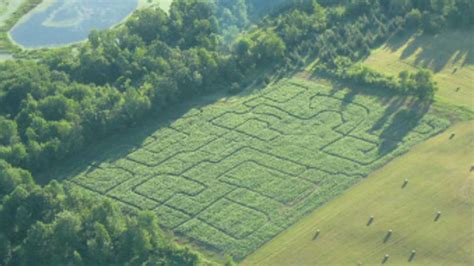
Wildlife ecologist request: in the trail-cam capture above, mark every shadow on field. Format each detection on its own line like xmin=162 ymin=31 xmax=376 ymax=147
xmin=384 ymin=29 xmax=415 ymax=53
xmin=385 ymin=30 xmax=474 ymax=72
xmin=370 ymin=97 xmax=408 ymax=133
xmin=377 ymin=99 xmax=430 ymax=156
xmin=36 ymin=67 xmax=278 ymax=185
xmin=35 ymin=90 xmax=229 ymax=185
xmin=306 ymin=73 xmax=432 ymax=157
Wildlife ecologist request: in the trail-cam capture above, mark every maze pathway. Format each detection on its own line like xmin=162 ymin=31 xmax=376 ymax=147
xmin=67 ymin=77 xmax=449 ymax=259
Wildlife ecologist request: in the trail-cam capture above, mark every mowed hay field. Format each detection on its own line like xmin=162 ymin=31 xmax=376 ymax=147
xmin=55 ymin=77 xmax=449 ymax=259
xmin=364 ymin=30 xmax=474 ymax=110
xmin=244 ymin=121 xmax=474 ymax=266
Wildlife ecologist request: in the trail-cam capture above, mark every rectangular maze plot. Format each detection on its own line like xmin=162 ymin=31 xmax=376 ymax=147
xmin=67 ymin=77 xmax=450 ymax=259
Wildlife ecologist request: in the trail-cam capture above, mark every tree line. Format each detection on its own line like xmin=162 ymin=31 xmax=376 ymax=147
xmin=245 ymin=0 xmax=441 ymax=97
xmin=379 ymin=0 xmax=474 ymax=33
xmin=0 ymin=159 xmax=207 ymax=265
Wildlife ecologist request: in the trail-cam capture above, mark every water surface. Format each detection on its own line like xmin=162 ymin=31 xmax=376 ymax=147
xmin=10 ymin=0 xmax=138 ymax=48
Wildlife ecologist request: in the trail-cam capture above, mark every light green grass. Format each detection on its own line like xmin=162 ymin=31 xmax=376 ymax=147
xmin=0 ymin=0 xmax=41 ymax=58
xmin=244 ymin=120 xmax=473 ymax=265
xmin=0 ymin=0 xmax=25 ymax=25
xmin=0 ymin=2 xmax=6 ymax=16
xmin=364 ymin=30 xmax=474 ymax=111
xmin=45 ymin=77 xmax=448 ymax=259
xmin=138 ymin=0 xmax=172 ymax=11
xmin=157 ymin=0 xmax=173 ymax=12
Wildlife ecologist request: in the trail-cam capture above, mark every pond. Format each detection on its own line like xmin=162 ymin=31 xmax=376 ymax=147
xmin=9 ymin=0 xmax=140 ymax=48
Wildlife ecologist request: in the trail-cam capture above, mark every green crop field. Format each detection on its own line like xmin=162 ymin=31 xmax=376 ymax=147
xmin=244 ymin=120 xmax=473 ymax=265
xmin=57 ymin=77 xmax=449 ymax=259
xmin=364 ymin=30 xmax=474 ymax=111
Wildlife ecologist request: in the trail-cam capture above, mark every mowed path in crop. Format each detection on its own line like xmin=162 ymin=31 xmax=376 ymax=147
xmin=364 ymin=30 xmax=474 ymax=111
xmin=243 ymin=120 xmax=474 ymax=265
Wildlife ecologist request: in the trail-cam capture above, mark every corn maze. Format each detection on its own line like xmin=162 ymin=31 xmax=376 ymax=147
xmin=67 ymin=78 xmax=449 ymax=259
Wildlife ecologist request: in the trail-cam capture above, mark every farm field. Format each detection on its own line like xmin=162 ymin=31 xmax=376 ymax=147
xmin=243 ymin=120 xmax=474 ymax=265
xmin=364 ymin=30 xmax=474 ymax=110
xmin=55 ymin=77 xmax=450 ymax=259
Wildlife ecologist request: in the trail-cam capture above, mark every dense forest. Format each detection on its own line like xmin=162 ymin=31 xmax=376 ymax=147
xmin=0 ymin=161 xmax=204 ymax=265
xmin=1 ymin=0 xmax=472 ymax=264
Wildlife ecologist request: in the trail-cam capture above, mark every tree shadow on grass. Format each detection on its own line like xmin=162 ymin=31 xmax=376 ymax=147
xmin=35 ymin=90 xmax=229 ymax=185
xmin=384 ymin=29 xmax=417 ymax=54
xmin=370 ymin=96 xmax=408 ymax=133
xmin=305 ymin=74 xmax=433 ymax=157
xmin=377 ymin=99 xmax=431 ymax=156
xmin=386 ymin=30 xmax=474 ymax=73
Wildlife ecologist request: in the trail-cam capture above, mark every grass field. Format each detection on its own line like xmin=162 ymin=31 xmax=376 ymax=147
xmin=0 ymin=1 xmax=6 ymax=15
xmin=0 ymin=0 xmax=24 ymax=25
xmin=157 ymin=0 xmax=173 ymax=11
xmin=243 ymin=120 xmax=473 ymax=265
xmin=0 ymin=0 xmax=25 ymax=61
xmin=137 ymin=0 xmax=172 ymax=11
xmin=364 ymin=30 xmax=474 ymax=110
xmin=45 ymin=77 xmax=449 ymax=259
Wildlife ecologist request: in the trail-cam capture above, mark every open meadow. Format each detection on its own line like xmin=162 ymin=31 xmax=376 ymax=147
xmin=155 ymin=0 xmax=173 ymax=12
xmin=0 ymin=0 xmax=25 ymax=60
xmin=0 ymin=0 xmax=25 ymax=27
xmin=243 ymin=120 xmax=473 ymax=265
xmin=45 ymin=77 xmax=451 ymax=259
xmin=364 ymin=30 xmax=474 ymax=111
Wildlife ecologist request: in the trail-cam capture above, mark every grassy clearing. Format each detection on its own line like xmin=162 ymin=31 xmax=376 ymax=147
xmin=138 ymin=0 xmax=172 ymax=11
xmin=158 ymin=0 xmax=173 ymax=12
xmin=0 ymin=0 xmax=41 ymax=58
xmin=243 ymin=120 xmax=473 ymax=265
xmin=364 ymin=30 xmax=474 ymax=110
xmin=0 ymin=1 xmax=6 ymax=15
xmin=46 ymin=77 xmax=449 ymax=259
xmin=0 ymin=0 xmax=25 ymax=58
xmin=0 ymin=0 xmax=24 ymax=25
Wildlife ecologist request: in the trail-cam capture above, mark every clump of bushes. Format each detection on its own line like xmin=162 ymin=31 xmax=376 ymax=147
xmin=346 ymin=64 xmax=437 ymax=99
xmin=320 ymin=56 xmax=437 ymax=99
